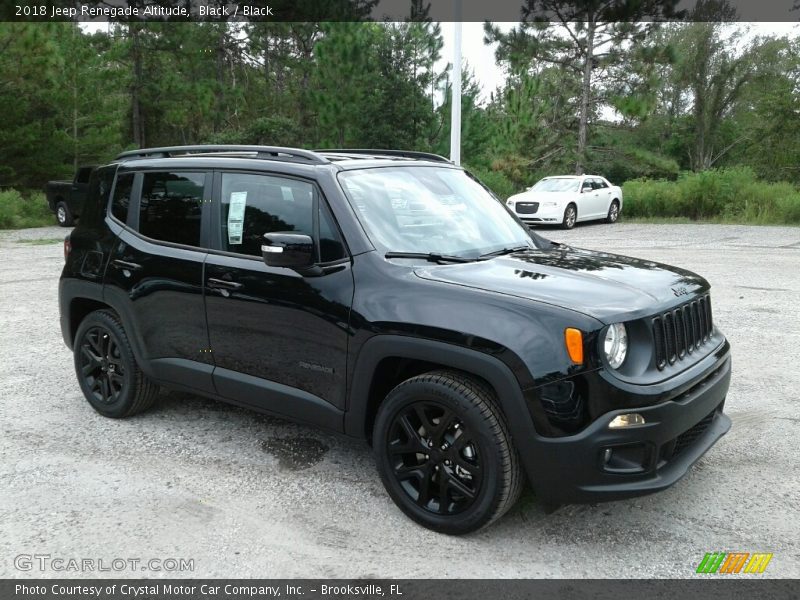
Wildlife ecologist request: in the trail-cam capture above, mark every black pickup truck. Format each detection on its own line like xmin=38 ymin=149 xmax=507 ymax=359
xmin=45 ymin=166 xmax=95 ymax=226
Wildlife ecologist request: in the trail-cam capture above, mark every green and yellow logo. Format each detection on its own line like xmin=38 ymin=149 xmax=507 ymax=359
xmin=696 ymin=552 xmax=773 ymax=574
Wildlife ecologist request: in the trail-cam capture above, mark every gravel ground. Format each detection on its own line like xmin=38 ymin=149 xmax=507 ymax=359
xmin=0 ymin=222 xmax=798 ymax=579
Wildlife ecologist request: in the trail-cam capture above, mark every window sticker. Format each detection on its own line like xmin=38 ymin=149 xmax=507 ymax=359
xmin=227 ymin=191 xmax=247 ymax=244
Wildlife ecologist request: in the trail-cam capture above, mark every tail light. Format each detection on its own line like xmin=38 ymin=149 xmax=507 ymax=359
xmin=63 ymin=236 xmax=71 ymax=261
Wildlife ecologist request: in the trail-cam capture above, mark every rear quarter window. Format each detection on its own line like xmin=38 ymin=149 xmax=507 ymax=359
xmin=110 ymin=173 xmax=134 ymax=224
xmin=78 ymin=165 xmax=116 ymax=228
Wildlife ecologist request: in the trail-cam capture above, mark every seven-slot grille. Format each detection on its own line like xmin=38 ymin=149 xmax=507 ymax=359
xmin=652 ymin=294 xmax=713 ymax=370
xmin=515 ymin=202 xmax=539 ymax=214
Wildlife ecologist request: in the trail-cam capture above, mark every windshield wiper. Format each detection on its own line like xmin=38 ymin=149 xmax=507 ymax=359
xmin=477 ymin=245 xmax=532 ymax=260
xmin=384 ymin=251 xmax=475 ymax=264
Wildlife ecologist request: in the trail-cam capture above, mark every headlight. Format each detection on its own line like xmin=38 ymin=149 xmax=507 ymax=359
xmin=541 ymin=201 xmax=558 ymax=207
xmin=506 ymin=199 xmax=515 ymax=207
xmin=603 ymin=323 xmax=628 ymax=369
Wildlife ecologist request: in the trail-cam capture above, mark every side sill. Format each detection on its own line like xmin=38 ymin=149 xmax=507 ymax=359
xmin=213 ymin=366 xmax=344 ymax=432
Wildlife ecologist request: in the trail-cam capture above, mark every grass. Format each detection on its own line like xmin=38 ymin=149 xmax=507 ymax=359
xmin=621 ymin=168 xmax=800 ymax=225
xmin=0 ymin=189 xmax=53 ymax=229
xmin=621 ymin=216 xmax=800 ymax=226
xmin=16 ymin=237 xmax=63 ymax=245
xmin=620 ymin=215 xmax=697 ymax=224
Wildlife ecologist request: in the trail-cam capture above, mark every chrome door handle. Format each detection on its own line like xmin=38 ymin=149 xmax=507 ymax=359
xmin=207 ymin=278 xmax=243 ymax=290
xmin=111 ymin=259 xmax=142 ymax=271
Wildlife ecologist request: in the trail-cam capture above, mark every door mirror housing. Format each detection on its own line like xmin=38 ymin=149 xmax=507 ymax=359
xmin=581 ymin=184 xmax=593 ymax=193
xmin=262 ymin=232 xmax=314 ymax=270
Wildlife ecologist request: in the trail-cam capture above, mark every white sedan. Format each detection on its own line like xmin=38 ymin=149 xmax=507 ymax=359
xmin=506 ymin=175 xmax=623 ymax=230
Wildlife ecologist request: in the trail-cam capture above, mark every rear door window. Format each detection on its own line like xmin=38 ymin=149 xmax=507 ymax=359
xmin=137 ymin=172 xmax=205 ymax=247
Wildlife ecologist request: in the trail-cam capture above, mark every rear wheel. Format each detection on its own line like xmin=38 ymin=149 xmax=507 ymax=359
xmin=56 ymin=201 xmax=74 ymax=227
xmin=561 ymin=203 xmax=577 ymax=230
xmin=373 ymin=371 xmax=523 ymax=534
xmin=73 ymin=310 xmax=159 ymax=418
xmin=606 ymin=200 xmax=620 ymax=224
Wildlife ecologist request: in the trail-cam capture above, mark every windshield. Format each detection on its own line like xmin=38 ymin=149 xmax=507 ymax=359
xmin=338 ymin=166 xmax=535 ymax=258
xmin=532 ymin=178 xmax=580 ymax=192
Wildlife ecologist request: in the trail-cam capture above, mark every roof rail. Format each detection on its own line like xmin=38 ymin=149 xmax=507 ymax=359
xmin=115 ymin=145 xmax=329 ymax=164
xmin=316 ymin=149 xmax=452 ymax=163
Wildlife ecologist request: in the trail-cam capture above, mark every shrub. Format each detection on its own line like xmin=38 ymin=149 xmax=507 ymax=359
xmin=622 ymin=168 xmax=800 ymax=224
xmin=0 ymin=189 xmax=53 ymax=229
xmin=466 ymin=164 xmax=521 ymax=201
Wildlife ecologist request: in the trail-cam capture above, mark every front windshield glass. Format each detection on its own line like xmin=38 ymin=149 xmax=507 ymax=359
xmin=533 ymin=178 xmax=580 ymax=192
xmin=338 ymin=166 xmax=535 ymax=257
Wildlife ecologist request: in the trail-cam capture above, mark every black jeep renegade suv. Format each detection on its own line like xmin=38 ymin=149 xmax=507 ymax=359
xmin=59 ymin=145 xmax=731 ymax=534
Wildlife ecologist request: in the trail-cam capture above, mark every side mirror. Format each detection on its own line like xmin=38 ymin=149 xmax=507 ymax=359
xmin=261 ymin=232 xmax=314 ymax=270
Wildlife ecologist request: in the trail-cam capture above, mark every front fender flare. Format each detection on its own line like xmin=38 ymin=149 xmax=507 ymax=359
xmin=344 ymin=334 xmax=541 ymax=477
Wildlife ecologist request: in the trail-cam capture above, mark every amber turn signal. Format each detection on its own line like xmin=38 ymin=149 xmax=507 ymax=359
xmin=564 ymin=328 xmax=584 ymax=364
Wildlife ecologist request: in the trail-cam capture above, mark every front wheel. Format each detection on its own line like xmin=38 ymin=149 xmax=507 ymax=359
xmin=56 ymin=201 xmax=74 ymax=227
xmin=373 ymin=371 xmax=523 ymax=534
xmin=561 ymin=204 xmax=577 ymax=230
xmin=606 ymin=200 xmax=620 ymax=224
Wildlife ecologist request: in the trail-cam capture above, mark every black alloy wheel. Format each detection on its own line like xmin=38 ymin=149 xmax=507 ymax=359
xmin=387 ymin=401 xmax=482 ymax=516
xmin=73 ymin=310 xmax=159 ymax=418
xmin=79 ymin=326 xmax=126 ymax=405
xmin=374 ymin=371 xmax=523 ymax=534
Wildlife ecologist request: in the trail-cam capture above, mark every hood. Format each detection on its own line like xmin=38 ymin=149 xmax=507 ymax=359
xmin=413 ymin=246 xmax=709 ymax=323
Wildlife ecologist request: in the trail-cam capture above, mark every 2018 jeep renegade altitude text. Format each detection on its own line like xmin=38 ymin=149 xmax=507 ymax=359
xmin=59 ymin=146 xmax=732 ymax=534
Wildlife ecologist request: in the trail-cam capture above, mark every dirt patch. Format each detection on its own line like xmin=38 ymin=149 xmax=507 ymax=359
xmin=261 ymin=436 xmax=329 ymax=470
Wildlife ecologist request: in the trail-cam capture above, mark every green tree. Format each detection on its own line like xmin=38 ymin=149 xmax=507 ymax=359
xmin=0 ymin=23 xmax=66 ymax=186
xmin=728 ymin=36 xmax=800 ymax=182
xmin=434 ymin=68 xmax=493 ymax=164
xmin=0 ymin=23 xmax=123 ymax=187
xmin=486 ymin=0 xmax=681 ymax=174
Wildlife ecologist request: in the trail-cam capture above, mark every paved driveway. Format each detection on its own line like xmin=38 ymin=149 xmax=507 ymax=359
xmin=0 ymin=223 xmax=798 ymax=578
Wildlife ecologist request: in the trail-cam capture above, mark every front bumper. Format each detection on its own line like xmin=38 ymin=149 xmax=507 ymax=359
xmin=523 ymin=349 xmax=732 ymax=504
xmin=513 ymin=206 xmax=562 ymax=225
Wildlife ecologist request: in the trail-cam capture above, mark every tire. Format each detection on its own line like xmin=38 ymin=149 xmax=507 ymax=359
xmin=73 ymin=310 xmax=159 ymax=418
xmin=606 ymin=200 xmax=620 ymax=224
xmin=373 ymin=370 xmax=523 ymax=535
xmin=561 ymin=203 xmax=577 ymax=230
xmin=56 ymin=201 xmax=74 ymax=227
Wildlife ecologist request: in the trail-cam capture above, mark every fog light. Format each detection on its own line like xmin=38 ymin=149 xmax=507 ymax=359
xmin=608 ymin=413 xmax=646 ymax=429
xmin=603 ymin=448 xmax=613 ymax=464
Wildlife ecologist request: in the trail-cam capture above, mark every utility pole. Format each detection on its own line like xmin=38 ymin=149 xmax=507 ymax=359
xmin=449 ymin=1 xmax=462 ymax=165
